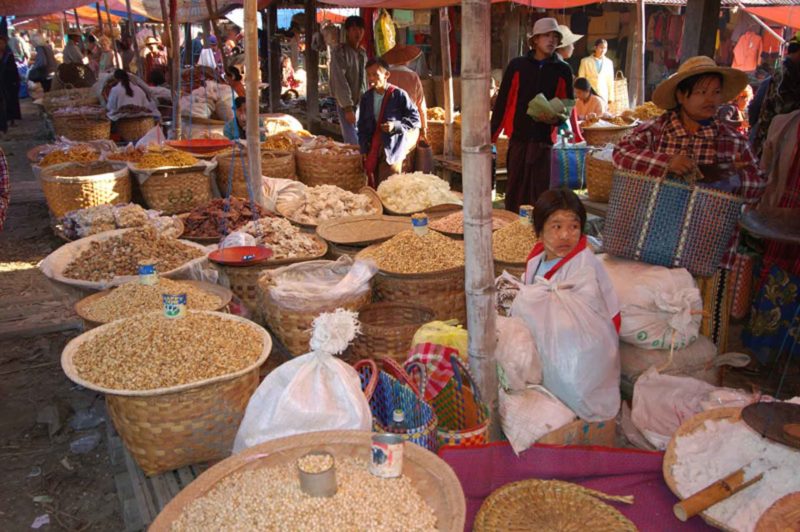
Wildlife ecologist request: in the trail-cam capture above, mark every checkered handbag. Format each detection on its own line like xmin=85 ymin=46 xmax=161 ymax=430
xmin=549 ymin=144 xmax=589 ymax=190
xmin=604 ymin=169 xmax=744 ymax=277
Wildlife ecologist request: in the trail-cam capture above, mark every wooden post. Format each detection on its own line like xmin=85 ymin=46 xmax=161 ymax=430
xmin=267 ymin=3 xmax=282 ymax=113
xmin=305 ymin=0 xmax=320 ymax=131
xmin=101 ymin=0 xmax=120 ymax=68
xmin=73 ymin=10 xmax=81 ymax=31
xmin=439 ymin=7 xmax=454 ymax=158
xmin=169 ymin=0 xmax=181 ymax=139
xmin=681 ymin=0 xmax=721 ymax=61
xmin=630 ymin=0 xmax=646 ymax=106
xmin=244 ymin=0 xmax=265 ymax=206
xmin=184 ymin=23 xmax=192 ymax=66
xmin=260 ymin=9 xmax=270 ymax=104
xmin=96 ymin=3 xmax=104 ymax=34
xmin=461 ymin=0 xmax=498 ymax=436
xmin=125 ymin=0 xmax=145 ymax=76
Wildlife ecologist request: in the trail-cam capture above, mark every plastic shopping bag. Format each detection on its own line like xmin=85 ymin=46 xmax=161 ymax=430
xmin=233 ymin=310 xmax=372 ymax=451
xmin=499 ymin=385 xmax=576 ymax=455
xmin=374 ymin=9 xmax=396 ymax=58
xmin=411 ymin=320 xmax=468 ymax=362
xmin=495 ymin=315 xmax=541 ymax=392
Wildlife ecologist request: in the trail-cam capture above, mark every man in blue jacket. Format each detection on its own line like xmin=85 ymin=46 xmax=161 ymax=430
xmin=357 ymin=58 xmax=421 ymax=186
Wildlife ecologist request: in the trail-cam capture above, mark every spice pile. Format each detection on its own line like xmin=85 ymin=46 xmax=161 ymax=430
xmin=377 ymin=173 xmax=460 ymax=214
xmin=241 ymin=218 xmax=324 ymax=260
xmin=297 ymin=136 xmax=360 ymax=155
xmin=82 ymin=279 xmax=223 ymax=323
xmin=430 ymin=210 xmax=513 ymax=235
xmin=171 ymin=457 xmax=437 ymax=532
xmin=493 ymin=221 xmax=537 ymax=263
xmin=262 ymin=131 xmax=308 ymax=151
xmin=281 ymin=185 xmax=379 ymax=225
xmin=105 ymin=147 xmax=146 ymax=163
xmin=63 ymin=228 xmax=204 ymax=281
xmin=183 ymin=198 xmax=267 ymax=238
xmin=39 ymin=145 xmax=100 ymax=167
xmin=135 ymin=147 xmax=198 ymax=169
xmin=73 ymin=312 xmax=263 ymax=390
xmin=623 ymin=102 xmax=665 ymax=122
xmin=360 ymin=230 xmax=464 ymax=274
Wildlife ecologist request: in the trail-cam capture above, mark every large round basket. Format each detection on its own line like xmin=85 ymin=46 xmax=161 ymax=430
xmin=40 ymin=163 xmax=131 ymax=218
xmin=295 ymin=147 xmax=366 ymax=193
xmin=42 ymin=87 xmax=98 ymax=113
xmin=278 ymin=187 xmax=382 ymax=232
xmin=52 ymin=114 xmax=110 ymax=142
xmin=662 ymin=407 xmax=741 ymax=532
xmin=216 ymin=149 xmax=295 ymax=198
xmin=582 ymin=125 xmax=635 ymax=147
xmin=148 ymin=430 xmax=465 ymax=531
xmin=74 ymin=280 xmax=233 ymax=330
xmin=586 ymin=151 xmax=615 ymax=203
xmin=60 ymin=311 xmax=271 ymax=476
xmin=428 ymin=120 xmax=444 ymax=155
xmin=756 ymin=493 xmax=800 ymax=532
xmin=351 ymin=302 xmax=435 ymax=363
xmin=474 ymin=479 xmax=636 ymax=532
xmin=115 ymin=116 xmax=157 ymax=143
xmin=136 ymin=166 xmax=213 ymax=215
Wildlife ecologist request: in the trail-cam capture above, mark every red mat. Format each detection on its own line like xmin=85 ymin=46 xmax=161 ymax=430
xmin=439 ymin=442 xmax=717 ymax=531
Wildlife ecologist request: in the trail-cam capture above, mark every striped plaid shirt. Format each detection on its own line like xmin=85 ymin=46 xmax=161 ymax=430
xmin=613 ymin=111 xmax=767 ymax=270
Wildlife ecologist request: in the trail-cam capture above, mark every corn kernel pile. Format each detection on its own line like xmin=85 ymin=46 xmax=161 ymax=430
xmin=297 ymin=453 xmax=334 ymax=474
xmin=360 ymin=230 xmax=464 ymax=274
xmin=493 ymin=221 xmax=537 ymax=263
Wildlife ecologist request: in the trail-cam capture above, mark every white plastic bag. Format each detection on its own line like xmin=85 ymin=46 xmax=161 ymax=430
xmin=198 ymin=48 xmax=218 ymax=69
xmin=598 ymin=255 xmax=702 ymax=350
xmin=233 ymin=310 xmax=372 ymax=451
xmin=220 ymin=231 xmax=256 ymax=249
xmin=135 ymin=125 xmax=166 ymax=150
xmin=510 ymin=267 xmax=620 ymax=421
xmin=495 ymin=315 xmax=541 ymax=392
xmin=262 ymin=177 xmax=307 ymax=213
xmin=499 ymin=385 xmax=576 ymax=455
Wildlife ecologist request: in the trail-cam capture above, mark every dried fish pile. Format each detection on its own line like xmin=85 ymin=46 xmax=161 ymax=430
xmin=240 ymin=218 xmax=324 ymax=260
xmin=183 ymin=198 xmax=268 ymax=238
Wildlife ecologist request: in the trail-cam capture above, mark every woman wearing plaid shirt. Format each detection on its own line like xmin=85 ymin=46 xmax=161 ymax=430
xmin=613 ymin=56 xmax=767 ymax=350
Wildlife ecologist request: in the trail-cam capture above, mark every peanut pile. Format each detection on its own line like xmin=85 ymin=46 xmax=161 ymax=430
xmin=297 ymin=453 xmax=334 ymax=474
xmin=429 ymin=210 xmax=513 ymax=235
xmin=73 ymin=312 xmax=263 ymax=390
xmin=493 ymin=221 xmax=537 ymax=263
xmin=359 ymin=230 xmax=464 ymax=274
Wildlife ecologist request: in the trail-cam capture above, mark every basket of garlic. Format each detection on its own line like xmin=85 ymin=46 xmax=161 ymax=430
xmin=295 ymin=137 xmax=366 ymax=193
xmin=277 ymin=185 xmax=382 ymax=231
xmin=377 ymin=172 xmax=462 ymax=216
xmin=61 ymin=310 xmax=271 ymax=475
xmin=130 ymin=147 xmax=213 ymax=215
xmin=216 ymin=148 xmax=295 ymax=198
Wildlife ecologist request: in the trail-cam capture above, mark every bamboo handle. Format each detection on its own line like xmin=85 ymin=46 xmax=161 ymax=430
xmin=673 ymin=468 xmax=763 ymax=522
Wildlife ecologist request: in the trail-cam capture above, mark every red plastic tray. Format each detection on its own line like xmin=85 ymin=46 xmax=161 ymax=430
xmin=166 ymin=139 xmax=234 ymax=154
xmin=208 ymin=246 xmax=273 ymax=267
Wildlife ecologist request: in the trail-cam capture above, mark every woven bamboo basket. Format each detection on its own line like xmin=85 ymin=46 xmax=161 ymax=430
xmin=216 ymin=149 xmax=295 ymax=198
xmin=295 ymin=148 xmax=366 ymax=193
xmin=53 ymin=115 xmax=111 ymax=142
xmin=40 ymin=163 xmax=131 ymax=218
xmin=115 ymin=116 xmax=157 ymax=143
xmin=61 ymin=311 xmax=272 ymax=476
xmin=474 ymin=479 xmax=636 ymax=531
xmin=453 ymin=122 xmax=462 ymax=158
xmin=74 ymin=280 xmax=232 ymax=330
xmin=137 ymin=167 xmax=212 ymax=215
xmin=494 ymin=259 xmax=526 ymax=279
xmin=428 ymin=120 xmax=444 ymax=155
xmin=585 ymin=151 xmax=615 ymax=203
xmin=663 ymin=407 xmax=741 ymax=532
xmin=581 ymin=125 xmax=635 ymax=147
xmin=326 ymin=242 xmax=366 ymax=260
xmin=351 ymin=303 xmax=435 ymax=363
xmin=42 ymin=87 xmax=98 ymax=113
xmin=756 ymin=493 xmax=800 ymax=532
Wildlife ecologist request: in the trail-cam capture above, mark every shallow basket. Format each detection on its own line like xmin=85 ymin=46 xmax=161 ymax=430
xmin=40 ymin=163 xmax=131 ymax=218
xmin=137 ymin=166 xmax=212 ymax=215
xmin=216 ymin=149 xmax=295 ymax=198
xmin=115 ymin=116 xmax=157 ymax=143
xmin=295 ymin=148 xmax=366 ymax=193
xmin=53 ymin=115 xmax=110 ymax=142
xmin=351 ymin=303 xmax=436 ymax=363
xmin=473 ymin=479 xmax=636 ymax=532
xmin=582 ymin=125 xmax=635 ymax=147
xmin=60 ymin=311 xmax=272 ymax=476
xmin=585 ymin=151 xmax=615 ymax=203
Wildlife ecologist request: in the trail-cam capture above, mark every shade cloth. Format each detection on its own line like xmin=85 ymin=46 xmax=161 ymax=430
xmin=747 ymin=6 xmax=800 ymax=30
xmin=439 ymin=442 xmax=717 ymax=532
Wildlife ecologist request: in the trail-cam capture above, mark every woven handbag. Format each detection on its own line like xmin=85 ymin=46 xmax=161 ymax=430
xmin=549 ymin=144 xmax=589 ymax=190
xmin=604 ymin=169 xmax=744 ymax=277
xmin=611 ymin=71 xmax=630 ymax=115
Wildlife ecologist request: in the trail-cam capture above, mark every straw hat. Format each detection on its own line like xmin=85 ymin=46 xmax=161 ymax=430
xmin=382 ymin=44 xmax=422 ymax=66
xmin=145 ymin=36 xmax=159 ymax=46
xmin=556 ymin=25 xmax=583 ymax=48
xmin=652 ymin=55 xmax=749 ymax=110
xmin=527 ymin=18 xmax=562 ymax=40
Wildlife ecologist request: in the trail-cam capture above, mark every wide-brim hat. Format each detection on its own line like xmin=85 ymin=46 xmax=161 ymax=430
xmin=145 ymin=37 xmax=159 ymax=46
xmin=556 ymin=25 xmax=582 ymax=48
xmin=652 ymin=55 xmax=749 ymax=110
xmin=527 ymin=18 xmax=562 ymax=40
xmin=382 ymin=44 xmax=422 ymax=66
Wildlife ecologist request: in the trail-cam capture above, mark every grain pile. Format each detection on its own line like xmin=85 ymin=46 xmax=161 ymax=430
xmin=63 ymin=228 xmax=204 ymax=281
xmin=39 ymin=145 xmax=100 ymax=167
xmin=73 ymin=312 xmax=263 ymax=390
xmin=81 ymin=279 xmax=223 ymax=323
xmin=182 ymin=198 xmax=267 ymax=238
xmin=281 ymin=185 xmax=379 ymax=225
xmin=297 ymin=453 xmax=334 ymax=473
xmin=360 ymin=230 xmax=464 ymax=274
xmin=377 ymin=173 xmax=460 ymax=214
xmin=493 ymin=221 xmax=537 ymax=263
xmin=241 ymin=218 xmax=324 ymax=260
xmin=430 ymin=211 xmax=513 ymax=235
xmin=170 ymin=457 xmax=437 ymax=532
xmin=135 ymin=147 xmax=198 ymax=169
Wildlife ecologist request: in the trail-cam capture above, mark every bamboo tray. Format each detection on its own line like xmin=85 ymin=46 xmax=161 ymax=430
xmin=277 ymin=186 xmax=383 ymax=231
xmin=430 ymin=208 xmax=519 ymax=240
xmin=381 ymin=197 xmax=463 ymax=217
xmin=316 ymin=214 xmax=411 ymax=246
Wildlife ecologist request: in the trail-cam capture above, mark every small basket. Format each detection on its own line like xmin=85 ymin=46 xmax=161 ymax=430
xmin=428 ymin=120 xmax=444 ymax=155
xmin=115 ymin=116 xmax=157 ymax=143
xmin=351 ymin=303 xmax=435 ymax=363
xmin=54 ymin=115 xmax=111 ymax=142
xmin=137 ymin=167 xmax=213 ymax=215
xmin=216 ymin=149 xmax=295 ymax=198
xmin=581 ymin=125 xmax=635 ymax=147
xmin=295 ymin=148 xmax=366 ymax=193
xmin=585 ymin=151 xmax=615 ymax=203
xmin=40 ymin=163 xmax=131 ymax=218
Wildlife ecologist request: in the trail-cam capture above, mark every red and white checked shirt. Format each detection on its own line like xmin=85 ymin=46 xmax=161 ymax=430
xmin=613 ymin=111 xmax=768 ymax=270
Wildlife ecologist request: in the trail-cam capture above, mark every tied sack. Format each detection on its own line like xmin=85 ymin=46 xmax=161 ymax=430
xmin=495 ymin=315 xmax=542 ymax=392
xmin=233 ymin=310 xmax=371 ymax=452
xmin=500 ymin=385 xmax=576 ymax=455
xmin=511 ymin=266 xmax=620 ymax=422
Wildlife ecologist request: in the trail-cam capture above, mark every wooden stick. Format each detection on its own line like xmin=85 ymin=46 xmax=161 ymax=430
xmin=244 ymin=0 xmax=265 ymax=206
xmin=95 ymin=3 xmax=104 ymax=34
xmin=674 ymin=468 xmax=764 ymax=521
xmin=124 ymin=0 xmax=144 ymax=76
xmin=438 ymin=8 xmax=454 ymax=158
xmin=101 ymin=0 xmax=119 ymax=69
xmin=169 ymin=0 xmax=181 ymax=139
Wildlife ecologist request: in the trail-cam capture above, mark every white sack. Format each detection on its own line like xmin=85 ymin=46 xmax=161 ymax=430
xmin=135 ymin=125 xmax=166 ymax=150
xmin=499 ymin=385 xmax=576 ymax=455
xmin=495 ymin=315 xmax=541 ymax=391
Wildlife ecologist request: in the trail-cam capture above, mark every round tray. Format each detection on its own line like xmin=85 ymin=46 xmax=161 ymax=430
xmin=166 ymin=139 xmax=234 ymax=155
xmin=431 ymin=208 xmax=519 ymax=240
xmin=208 ymin=246 xmax=273 ymax=267
xmin=277 ymin=186 xmax=383 ymax=230
xmin=382 ymin=198 xmax=463 ymax=217
xmin=316 ymin=214 xmax=411 ymax=247
xmin=148 ymin=430 xmax=465 ymax=531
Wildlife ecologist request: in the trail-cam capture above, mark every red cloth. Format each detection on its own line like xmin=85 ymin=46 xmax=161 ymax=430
xmin=439 ymin=442 xmax=717 ymax=532
xmin=364 ymin=86 xmax=395 ymax=187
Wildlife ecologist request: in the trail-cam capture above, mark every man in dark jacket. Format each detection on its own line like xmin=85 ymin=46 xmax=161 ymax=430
xmin=491 ymin=18 xmax=574 ymax=212
xmin=357 ymin=58 xmax=421 ymax=186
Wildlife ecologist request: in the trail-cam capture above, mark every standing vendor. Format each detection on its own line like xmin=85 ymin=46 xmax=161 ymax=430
xmin=491 ymin=18 xmax=574 ymax=212
xmin=329 ymin=16 xmax=367 ymax=146
xmin=613 ymin=56 xmax=767 ymax=349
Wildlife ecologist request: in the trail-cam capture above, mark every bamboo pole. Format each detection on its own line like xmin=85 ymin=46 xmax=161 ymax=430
xmin=96 ymin=3 xmax=104 ymax=34
xmin=244 ymin=0 xmax=265 ymax=206
xmin=184 ymin=24 xmax=192 ymax=66
xmin=169 ymin=0 xmax=181 ymax=139
xmin=305 ymin=0 xmax=320 ymax=131
xmin=460 ymin=0 xmax=498 ymax=436
xmin=158 ymin=0 xmax=171 ymax=51
xmin=631 ymin=0 xmax=645 ymax=106
xmin=439 ymin=8 xmax=454 ymax=158
xmin=101 ymin=0 xmax=119 ymax=68
xmin=125 ymin=0 xmax=145 ymax=76
xmin=267 ymin=3 xmax=281 ymax=112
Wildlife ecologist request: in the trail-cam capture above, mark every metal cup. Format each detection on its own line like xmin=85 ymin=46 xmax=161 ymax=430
xmin=297 ymin=451 xmax=337 ymax=498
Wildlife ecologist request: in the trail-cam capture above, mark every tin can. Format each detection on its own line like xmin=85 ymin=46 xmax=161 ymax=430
xmin=369 ymin=433 xmax=404 ymax=478
xmin=162 ymin=293 xmax=187 ymax=319
xmin=137 ymin=260 xmax=158 ymax=285
xmin=411 ymin=213 xmax=429 ymax=236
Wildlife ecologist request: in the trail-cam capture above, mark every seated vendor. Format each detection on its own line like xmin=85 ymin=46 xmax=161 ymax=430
xmin=574 ymin=77 xmax=606 ymax=119
xmin=224 ymin=96 xmax=266 ymax=141
xmin=106 ymin=69 xmax=159 ymax=122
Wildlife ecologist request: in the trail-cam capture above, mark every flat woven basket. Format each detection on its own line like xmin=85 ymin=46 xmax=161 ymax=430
xmin=428 ymin=120 xmax=444 ymax=155
xmin=216 ymin=149 xmax=295 ymax=198
xmin=40 ymin=163 xmax=131 ymax=218
xmin=582 ymin=125 xmax=635 ymax=146
xmin=474 ymin=479 xmax=637 ymax=532
xmin=137 ymin=166 xmax=213 ymax=215
xmin=327 ymin=242 xmax=366 ymax=260
xmin=295 ymin=147 xmax=366 ymax=193
xmin=115 ymin=116 xmax=157 ymax=143
xmin=60 ymin=311 xmax=272 ymax=476
xmin=351 ymin=303 xmax=435 ymax=363
xmin=756 ymin=493 xmax=800 ymax=532
xmin=586 ymin=151 xmax=615 ymax=202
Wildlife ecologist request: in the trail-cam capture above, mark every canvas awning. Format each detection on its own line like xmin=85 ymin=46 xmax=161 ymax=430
xmin=747 ymin=6 xmax=800 ymax=28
